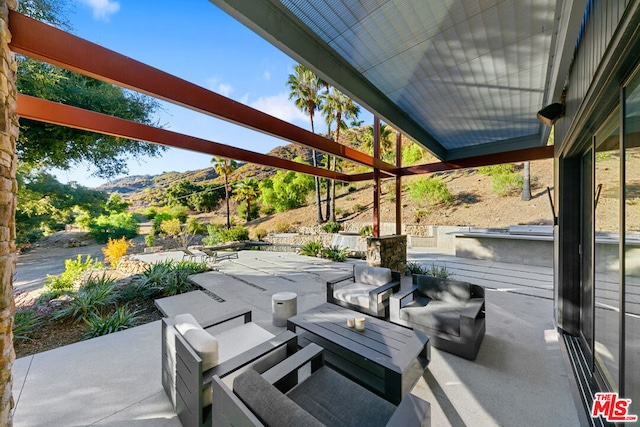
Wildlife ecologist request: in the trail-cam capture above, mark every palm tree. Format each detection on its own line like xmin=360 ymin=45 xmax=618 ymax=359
xmin=211 ymin=156 xmax=238 ymax=229
xmin=321 ymin=88 xmax=360 ymax=221
xmin=364 ymin=122 xmax=394 ymax=158
xmin=287 ymin=64 xmax=326 ymax=224
xmin=234 ymin=178 xmax=260 ymax=222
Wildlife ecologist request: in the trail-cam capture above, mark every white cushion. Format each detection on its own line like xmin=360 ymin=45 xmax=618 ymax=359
xmin=183 ymin=327 xmax=219 ymax=371
xmin=354 ymin=265 xmax=392 ymax=287
xmin=214 ymin=322 xmax=275 ymax=363
xmin=334 ymin=282 xmax=377 ymax=308
xmin=174 ymin=313 xmax=200 ymax=336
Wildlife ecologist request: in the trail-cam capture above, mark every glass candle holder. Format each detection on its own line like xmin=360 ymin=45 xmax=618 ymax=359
xmin=347 ymin=317 xmax=355 ymax=328
xmin=355 ymin=316 xmax=365 ymax=331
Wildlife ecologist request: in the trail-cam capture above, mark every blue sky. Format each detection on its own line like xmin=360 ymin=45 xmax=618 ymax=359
xmin=52 ymin=0 xmax=372 ymax=187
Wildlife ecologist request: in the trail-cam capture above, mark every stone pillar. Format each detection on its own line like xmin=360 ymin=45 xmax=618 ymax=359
xmin=366 ymin=235 xmax=407 ymax=274
xmin=0 ymin=1 xmax=18 ymax=426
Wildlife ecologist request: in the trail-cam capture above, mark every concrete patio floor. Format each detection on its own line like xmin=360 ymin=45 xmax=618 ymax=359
xmin=12 ymin=248 xmax=580 ymax=426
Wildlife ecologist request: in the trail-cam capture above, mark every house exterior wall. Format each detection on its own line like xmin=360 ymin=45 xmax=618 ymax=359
xmin=554 ymin=0 xmax=640 ymax=421
xmin=0 ymin=1 xmax=18 ymax=425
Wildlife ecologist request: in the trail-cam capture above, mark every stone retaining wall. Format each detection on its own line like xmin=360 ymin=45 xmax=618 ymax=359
xmin=116 ymin=256 xmax=150 ymax=276
xmin=366 ymin=235 xmax=407 ymax=274
xmin=0 ymin=3 xmax=18 ymax=425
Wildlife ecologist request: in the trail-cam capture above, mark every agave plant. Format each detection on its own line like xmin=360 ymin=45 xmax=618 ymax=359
xmin=321 ymin=245 xmax=349 ymax=262
xmin=300 ymin=241 xmax=323 ymax=257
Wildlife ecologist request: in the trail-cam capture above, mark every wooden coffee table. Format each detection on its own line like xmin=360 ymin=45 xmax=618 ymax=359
xmin=287 ymin=303 xmax=430 ymax=404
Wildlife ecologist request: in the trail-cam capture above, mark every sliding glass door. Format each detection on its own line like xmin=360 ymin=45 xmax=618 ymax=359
xmin=593 ymin=110 xmax=620 ymax=391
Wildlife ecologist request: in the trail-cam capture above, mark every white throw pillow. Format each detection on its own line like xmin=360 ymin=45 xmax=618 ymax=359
xmin=174 ymin=313 xmax=200 ymax=336
xmin=183 ymin=327 xmax=219 ymax=371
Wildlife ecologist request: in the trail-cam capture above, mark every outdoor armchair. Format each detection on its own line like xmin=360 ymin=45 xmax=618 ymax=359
xmin=161 ymin=309 xmax=297 ymax=427
xmin=390 ymin=275 xmax=485 ymax=360
xmin=327 ymin=264 xmax=401 ymax=319
xmin=212 ymin=343 xmax=431 ymax=427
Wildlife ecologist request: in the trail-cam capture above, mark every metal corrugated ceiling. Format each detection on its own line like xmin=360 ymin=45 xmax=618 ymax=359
xmin=212 ymin=0 xmax=562 ymax=160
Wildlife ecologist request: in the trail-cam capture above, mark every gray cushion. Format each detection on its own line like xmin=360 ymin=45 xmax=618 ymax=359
xmin=234 ymin=369 xmax=324 ymax=427
xmin=354 ymin=265 xmax=392 ymax=287
xmin=287 ymin=366 xmax=395 ymax=427
xmin=416 ymin=276 xmax=471 ymax=305
xmin=401 ymin=299 xmax=462 ymax=336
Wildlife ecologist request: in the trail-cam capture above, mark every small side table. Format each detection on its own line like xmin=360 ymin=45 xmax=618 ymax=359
xmin=272 ymin=292 xmax=297 ymax=327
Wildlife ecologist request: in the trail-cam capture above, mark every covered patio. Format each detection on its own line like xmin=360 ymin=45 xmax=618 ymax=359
xmin=12 ymin=249 xmax=578 ymax=426
xmin=2 ymin=0 xmax=639 ymax=425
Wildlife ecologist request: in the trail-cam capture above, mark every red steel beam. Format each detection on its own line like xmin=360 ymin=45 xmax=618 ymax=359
xmin=400 ymin=145 xmax=554 ymax=176
xmin=17 ymin=94 xmax=351 ymax=181
xmin=8 ymin=11 xmax=397 ymax=174
xmin=372 ymin=116 xmax=381 ymax=238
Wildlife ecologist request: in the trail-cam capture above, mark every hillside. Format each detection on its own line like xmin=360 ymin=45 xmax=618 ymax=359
xmin=194 ymin=158 xmax=555 ymax=237
xmin=98 ymin=125 xmax=555 ymax=234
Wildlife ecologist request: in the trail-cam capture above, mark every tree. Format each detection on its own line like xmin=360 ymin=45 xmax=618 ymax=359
xmin=363 ymin=122 xmax=394 ymax=160
xmin=16 ymin=170 xmax=108 ymax=243
xmin=212 ymin=157 xmax=238 ymax=229
xmin=287 ymin=64 xmax=326 ymax=224
xmin=321 ymin=88 xmax=360 ymax=221
xmin=521 ymin=161 xmax=532 ymax=201
xmin=234 ymin=179 xmax=260 ymax=222
xmin=16 ymin=0 xmax=164 ymax=178
xmin=259 ymin=171 xmax=314 ymax=212
xmin=105 ymin=193 xmax=130 ymax=214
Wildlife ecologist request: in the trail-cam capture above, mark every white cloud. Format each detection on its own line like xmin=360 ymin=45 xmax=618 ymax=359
xmin=263 ymin=70 xmax=271 ymax=81
xmin=249 ymin=93 xmax=307 ymax=123
xmin=206 ymin=77 xmax=233 ymax=97
xmin=218 ymin=84 xmax=233 ymax=97
xmin=79 ymin=0 xmax=120 ymax=21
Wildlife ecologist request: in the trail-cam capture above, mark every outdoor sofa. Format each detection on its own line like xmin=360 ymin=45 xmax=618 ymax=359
xmin=212 ymin=343 xmax=431 ymax=427
xmin=390 ymin=274 xmax=485 ymax=360
xmin=327 ymin=264 xmax=402 ymax=319
xmin=161 ymin=309 xmax=297 ymax=427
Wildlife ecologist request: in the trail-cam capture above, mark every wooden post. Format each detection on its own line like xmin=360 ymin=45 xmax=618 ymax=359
xmin=373 ymin=116 xmax=381 ymax=238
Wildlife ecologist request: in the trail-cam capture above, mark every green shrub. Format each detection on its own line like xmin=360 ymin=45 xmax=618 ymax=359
xmin=152 ymin=212 xmax=174 ymax=234
xmin=84 ymin=305 xmax=140 ymax=338
xmin=13 ymin=307 xmax=43 ymax=341
xmin=300 ymin=241 xmax=323 ymax=257
xmin=477 ymin=163 xmax=523 ymax=196
xmin=89 ymin=212 xmax=139 ymax=243
xmin=144 ymin=233 xmax=156 ymax=247
xmin=186 ymin=217 xmax=205 ymax=235
xmin=202 ymin=224 xmax=224 ymax=246
xmin=144 ymin=207 xmax=158 ymax=220
xmin=55 ymin=274 xmax=116 ymax=321
xmin=353 ymin=204 xmax=366 ymax=213
xmin=254 ymin=228 xmax=267 ymax=241
xmin=406 ymin=262 xmax=451 ymax=278
xmin=490 ymin=172 xmax=523 ymax=196
xmin=347 ymin=186 xmax=357 ymax=193
xmin=407 ymin=177 xmax=452 ymax=206
xmin=220 ymin=225 xmax=249 ymax=242
xmin=321 ymin=221 xmax=341 ymax=233
xmin=159 ymin=218 xmax=182 ymax=236
xmin=43 ymin=255 xmax=103 ymax=297
xmin=477 ymin=164 xmax=514 ymax=176
xmin=424 ymin=263 xmax=451 ymax=279
xmin=405 ymin=261 xmax=428 ymax=275
xmin=321 ymin=245 xmax=349 ymax=262
xmin=359 ymin=225 xmax=373 ymax=237
xmin=130 ymin=260 xmax=200 ymax=299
